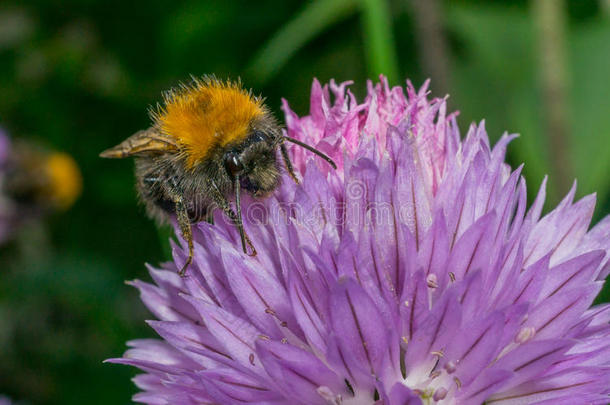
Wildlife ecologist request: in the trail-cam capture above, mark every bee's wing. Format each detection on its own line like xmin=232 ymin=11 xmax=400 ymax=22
xmin=100 ymin=128 xmax=178 ymax=158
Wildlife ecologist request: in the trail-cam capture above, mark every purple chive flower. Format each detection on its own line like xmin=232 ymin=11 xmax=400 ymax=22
xmin=0 ymin=128 xmax=10 ymax=165
xmin=0 ymin=396 xmax=13 ymax=405
xmin=0 ymin=128 xmax=13 ymax=244
xmin=109 ymin=77 xmax=610 ymax=404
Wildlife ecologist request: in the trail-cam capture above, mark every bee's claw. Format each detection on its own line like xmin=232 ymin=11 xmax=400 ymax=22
xmin=246 ymin=243 xmax=257 ymax=257
xmin=178 ymin=241 xmax=194 ymax=276
xmin=240 ymin=236 xmax=257 ymax=257
xmin=243 ymin=232 xmax=257 ymax=257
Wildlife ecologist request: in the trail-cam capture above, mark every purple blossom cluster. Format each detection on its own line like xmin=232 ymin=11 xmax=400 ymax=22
xmin=0 ymin=129 xmax=13 ymax=243
xmin=110 ymin=77 xmax=610 ymax=404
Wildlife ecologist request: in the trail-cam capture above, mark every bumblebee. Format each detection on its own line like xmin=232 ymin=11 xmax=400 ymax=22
xmin=0 ymin=137 xmax=82 ymax=242
xmin=3 ymin=140 xmax=82 ymax=212
xmin=100 ymin=77 xmax=335 ymax=275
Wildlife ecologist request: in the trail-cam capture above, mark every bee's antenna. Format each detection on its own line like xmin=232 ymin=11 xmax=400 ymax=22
xmin=283 ymin=136 xmax=337 ymax=169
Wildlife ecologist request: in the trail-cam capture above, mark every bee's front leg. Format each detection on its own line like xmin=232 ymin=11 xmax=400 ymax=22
xmin=280 ymin=143 xmax=299 ymax=184
xmin=208 ymin=182 xmax=256 ymax=257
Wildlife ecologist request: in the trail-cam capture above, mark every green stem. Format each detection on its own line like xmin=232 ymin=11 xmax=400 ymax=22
xmin=533 ymin=0 xmax=572 ymax=198
xmin=359 ymin=0 xmax=399 ymax=83
xmin=410 ymin=0 xmax=451 ymax=96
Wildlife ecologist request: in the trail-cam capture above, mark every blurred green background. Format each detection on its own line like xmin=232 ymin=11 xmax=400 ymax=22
xmin=0 ymin=0 xmax=609 ymax=403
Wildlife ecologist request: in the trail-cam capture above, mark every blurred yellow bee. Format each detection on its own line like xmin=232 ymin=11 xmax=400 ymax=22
xmin=100 ymin=77 xmax=335 ymax=275
xmin=3 ymin=140 xmax=82 ymax=212
xmin=0 ymin=137 xmax=82 ymax=243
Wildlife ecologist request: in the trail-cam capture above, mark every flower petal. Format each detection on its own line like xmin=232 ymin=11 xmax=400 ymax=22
xmin=256 ymin=340 xmax=346 ymax=404
xmin=327 ymin=278 xmax=393 ymax=390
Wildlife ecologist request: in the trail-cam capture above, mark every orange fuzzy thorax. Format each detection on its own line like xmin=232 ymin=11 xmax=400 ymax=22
xmin=153 ymin=79 xmax=264 ymax=168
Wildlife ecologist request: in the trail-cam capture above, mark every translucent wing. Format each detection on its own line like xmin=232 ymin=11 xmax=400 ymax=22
xmin=99 ymin=128 xmax=178 ymax=158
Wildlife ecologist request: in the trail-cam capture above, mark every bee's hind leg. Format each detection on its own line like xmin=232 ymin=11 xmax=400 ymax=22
xmin=173 ymin=195 xmax=194 ymax=276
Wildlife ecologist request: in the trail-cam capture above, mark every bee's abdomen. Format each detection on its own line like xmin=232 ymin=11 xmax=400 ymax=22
xmin=154 ymin=195 xmax=209 ymax=222
xmin=140 ymin=182 xmax=210 ymax=223
xmin=135 ymin=157 xmax=213 ymax=224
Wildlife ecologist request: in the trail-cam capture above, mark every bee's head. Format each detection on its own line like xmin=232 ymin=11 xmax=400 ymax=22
xmin=223 ymin=119 xmax=282 ymax=197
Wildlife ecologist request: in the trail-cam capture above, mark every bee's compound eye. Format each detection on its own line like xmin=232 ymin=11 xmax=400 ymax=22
xmin=224 ymin=152 xmax=244 ymax=177
xmin=252 ymin=130 xmax=269 ymax=143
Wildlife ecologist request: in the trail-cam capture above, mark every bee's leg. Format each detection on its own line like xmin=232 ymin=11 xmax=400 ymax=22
xmin=209 ymin=182 xmax=256 ymax=256
xmin=173 ymin=195 xmax=194 ymax=276
xmin=280 ymin=143 xmax=299 ymax=184
xmin=233 ymin=174 xmax=250 ymax=255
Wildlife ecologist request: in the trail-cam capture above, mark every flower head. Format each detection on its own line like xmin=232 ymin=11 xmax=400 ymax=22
xmin=110 ymin=77 xmax=610 ymax=404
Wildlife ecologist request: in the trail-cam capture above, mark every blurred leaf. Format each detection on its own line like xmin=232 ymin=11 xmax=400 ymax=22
xmin=569 ymin=19 xmax=610 ymax=202
xmin=0 ymin=7 xmax=35 ymax=50
xmin=359 ymin=0 xmax=399 ymax=83
xmin=448 ymin=5 xmax=550 ymax=197
xmin=448 ymin=4 xmax=610 ymax=210
xmin=157 ymin=224 xmax=174 ymax=261
xmin=246 ymin=0 xmax=358 ymax=84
